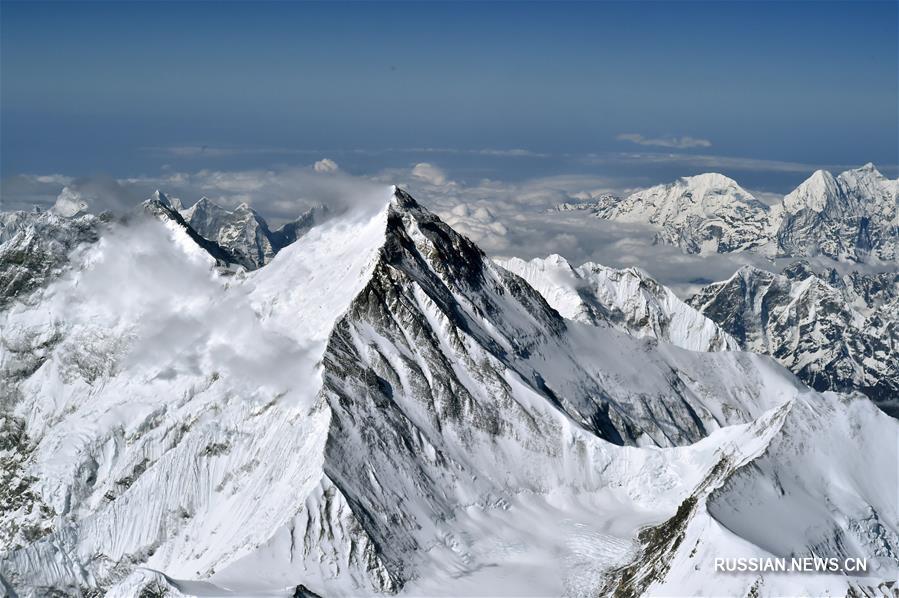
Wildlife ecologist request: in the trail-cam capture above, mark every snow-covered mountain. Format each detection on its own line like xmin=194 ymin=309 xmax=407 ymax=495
xmin=496 ymin=254 xmax=738 ymax=352
xmin=142 ymin=191 xmax=241 ymax=268
xmin=777 ymin=163 xmax=898 ymax=262
xmin=1 ymin=188 xmax=897 ymax=597
xmin=180 ymin=197 xmax=322 ymax=270
xmin=139 ymin=191 xmax=323 ymax=271
xmin=689 ymin=261 xmax=899 ymax=416
xmin=0 ymin=209 xmax=106 ymax=309
xmin=558 ymin=173 xmax=776 ymax=255
xmin=557 ymin=164 xmax=898 ymax=262
xmin=554 ymin=192 xmax=620 ymax=215
xmin=500 ymin=252 xmax=898 ymax=418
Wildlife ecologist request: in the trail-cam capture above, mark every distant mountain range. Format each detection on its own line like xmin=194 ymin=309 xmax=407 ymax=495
xmin=690 ymin=261 xmax=899 ymax=416
xmin=1 ymin=185 xmax=896 ymax=597
xmin=143 ymin=190 xmax=324 ymax=270
xmin=497 ymin=254 xmax=738 ymax=352
xmin=556 ymin=163 xmax=898 ymax=262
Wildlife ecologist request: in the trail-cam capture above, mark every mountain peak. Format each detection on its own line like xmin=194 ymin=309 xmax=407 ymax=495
xmin=782 ymin=169 xmax=839 ymax=213
xmin=390 ymin=186 xmax=420 ymax=210
xmin=681 ymin=172 xmax=742 ymax=190
xmin=151 ymin=189 xmax=169 ymax=206
xmin=185 ymin=196 xmax=224 ymax=214
xmin=596 ymin=171 xmax=772 ymax=255
xmin=840 ymin=162 xmax=888 ymax=185
xmin=7 ymin=181 xmax=899 ymax=597
xmin=146 ymin=189 xmax=184 ymax=211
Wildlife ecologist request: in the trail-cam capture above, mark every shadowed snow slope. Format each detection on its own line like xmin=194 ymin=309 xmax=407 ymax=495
xmin=1 ymin=188 xmax=896 ymax=597
xmin=497 ymin=254 xmax=738 ymax=352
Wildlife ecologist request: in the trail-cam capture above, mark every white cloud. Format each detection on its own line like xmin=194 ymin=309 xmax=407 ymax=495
xmin=314 ymin=158 xmax=339 ymax=173
xmin=587 ymin=151 xmax=852 ymax=174
xmin=475 ymin=148 xmax=549 ymax=158
xmin=438 ymin=204 xmax=510 ymax=251
xmin=51 ymin=187 xmax=89 ymax=217
xmin=140 ymin=145 xmax=315 ymax=158
xmin=13 ymin=158 xmax=890 ymax=300
xmin=616 ymin=133 xmax=712 ymax=149
xmin=411 ymin=163 xmax=448 ymax=186
xmin=34 ymin=174 xmax=74 ymax=185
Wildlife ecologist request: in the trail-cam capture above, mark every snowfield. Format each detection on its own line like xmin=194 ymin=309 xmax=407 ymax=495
xmin=1 ymin=187 xmax=896 ymax=597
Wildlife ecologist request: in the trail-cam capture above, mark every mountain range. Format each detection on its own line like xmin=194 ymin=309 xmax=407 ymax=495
xmin=690 ymin=261 xmax=899 ymax=416
xmin=501 ymin=254 xmax=899 ymax=419
xmin=1 ymin=186 xmax=897 ymax=597
xmin=557 ymin=163 xmax=898 ymax=262
xmin=141 ymin=191 xmax=324 ymax=271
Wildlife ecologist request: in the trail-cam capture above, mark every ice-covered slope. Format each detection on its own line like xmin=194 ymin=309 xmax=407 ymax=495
xmin=497 ymin=254 xmax=738 ymax=351
xmin=1 ymin=200 xmax=391 ymax=596
xmin=689 ymin=261 xmax=899 ymax=416
xmin=602 ymin=392 xmax=898 ymax=597
xmin=2 ymin=188 xmax=897 ymax=597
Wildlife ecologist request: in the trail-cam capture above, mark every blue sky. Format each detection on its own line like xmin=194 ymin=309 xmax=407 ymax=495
xmin=1 ymin=0 xmax=897 ymax=195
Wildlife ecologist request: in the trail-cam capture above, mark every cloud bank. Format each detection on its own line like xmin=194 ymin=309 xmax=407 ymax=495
xmin=6 ymin=157 xmax=890 ymax=298
xmin=410 ymin=163 xmax=449 ymax=186
xmin=616 ymin=133 xmax=712 ymax=149
xmin=313 ymin=158 xmax=339 ymax=173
